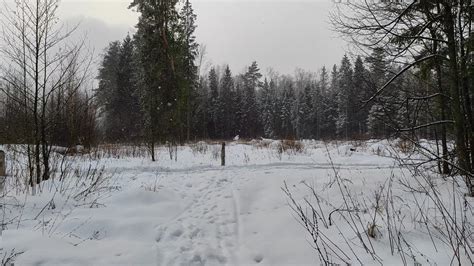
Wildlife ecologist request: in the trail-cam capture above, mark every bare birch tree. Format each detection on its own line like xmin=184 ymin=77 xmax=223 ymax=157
xmin=0 ymin=0 xmax=92 ymax=194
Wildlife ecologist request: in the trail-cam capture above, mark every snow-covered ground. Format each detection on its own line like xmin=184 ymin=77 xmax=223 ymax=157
xmin=1 ymin=140 xmax=472 ymax=265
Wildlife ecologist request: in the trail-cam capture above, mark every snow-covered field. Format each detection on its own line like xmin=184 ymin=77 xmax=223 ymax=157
xmin=1 ymin=140 xmax=472 ymax=265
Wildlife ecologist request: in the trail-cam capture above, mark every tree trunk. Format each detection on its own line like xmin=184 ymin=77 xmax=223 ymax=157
xmin=0 ymin=150 xmax=5 ymax=193
xmin=221 ymin=142 xmax=225 ymax=166
xmin=445 ymin=6 xmax=473 ymax=194
xmin=435 ymin=52 xmax=450 ymax=175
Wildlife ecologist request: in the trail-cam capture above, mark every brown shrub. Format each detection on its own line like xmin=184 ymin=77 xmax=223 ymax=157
xmin=395 ymin=139 xmax=414 ymax=153
xmin=279 ymin=140 xmax=304 ymax=153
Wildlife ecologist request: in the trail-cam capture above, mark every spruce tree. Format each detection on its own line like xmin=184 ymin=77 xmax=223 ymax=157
xmin=233 ymin=77 xmax=245 ymax=138
xmin=96 ymin=37 xmax=141 ymax=142
xmin=280 ymin=77 xmax=296 ymax=139
xmin=259 ymin=78 xmax=275 ymax=138
xmin=242 ymin=62 xmax=262 ymax=138
xmin=178 ymin=0 xmax=198 ymax=142
xmin=366 ymin=48 xmax=389 ymax=138
xmin=301 ymin=85 xmax=314 ymax=138
xmin=97 ymin=41 xmax=121 ymax=129
xmin=117 ymin=35 xmax=142 ymax=141
xmin=353 ymin=55 xmax=369 ymax=136
xmin=313 ymin=66 xmax=329 ymax=139
xmin=130 ymin=0 xmax=182 ymax=160
xmin=319 ymin=65 xmax=338 ymax=138
xmin=193 ymin=77 xmax=210 ymax=138
xmin=208 ymin=68 xmax=220 ymax=138
xmin=335 ymin=54 xmax=353 ymax=139
xmin=220 ymin=66 xmax=235 ymax=139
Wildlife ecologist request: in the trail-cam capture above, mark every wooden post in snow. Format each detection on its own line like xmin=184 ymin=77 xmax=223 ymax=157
xmin=0 ymin=150 xmax=5 ymax=192
xmin=221 ymin=142 xmax=226 ymax=166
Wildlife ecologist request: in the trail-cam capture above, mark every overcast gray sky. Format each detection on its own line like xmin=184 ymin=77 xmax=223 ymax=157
xmin=58 ymin=0 xmax=347 ymax=75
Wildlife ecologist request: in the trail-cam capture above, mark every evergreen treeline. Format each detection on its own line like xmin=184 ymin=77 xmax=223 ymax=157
xmin=97 ymin=42 xmax=442 ymax=141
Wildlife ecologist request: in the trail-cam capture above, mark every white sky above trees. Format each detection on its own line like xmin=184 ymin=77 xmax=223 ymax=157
xmin=58 ymin=0 xmax=347 ymax=75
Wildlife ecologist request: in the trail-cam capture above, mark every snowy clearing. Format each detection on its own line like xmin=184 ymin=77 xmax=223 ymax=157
xmin=1 ymin=140 xmax=472 ymax=265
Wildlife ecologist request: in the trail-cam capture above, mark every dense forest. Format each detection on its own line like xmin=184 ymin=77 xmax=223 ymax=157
xmin=97 ymin=43 xmax=441 ymax=142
